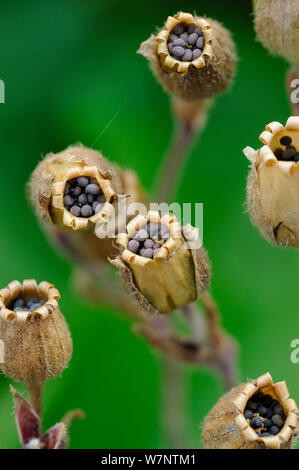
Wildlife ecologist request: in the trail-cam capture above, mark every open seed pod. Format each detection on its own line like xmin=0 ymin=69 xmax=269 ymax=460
xmin=0 ymin=279 xmax=72 ymax=386
xmin=202 ymin=372 xmax=298 ymax=449
xmin=110 ymin=211 xmax=210 ymax=314
xmin=254 ymin=0 xmax=299 ymax=66
xmin=244 ymin=117 xmax=299 ymax=247
xmin=138 ymin=11 xmax=236 ymax=101
xmin=29 ymin=144 xmax=123 ymax=231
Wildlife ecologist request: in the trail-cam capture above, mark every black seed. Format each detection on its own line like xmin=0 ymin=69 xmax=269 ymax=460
xmin=259 ymin=432 xmax=271 ymax=437
xmin=188 ymin=33 xmax=199 ymax=45
xmin=168 ymin=42 xmax=174 ymax=53
xmin=86 ymin=183 xmax=100 ymax=195
xmin=172 ymin=46 xmax=185 ymax=58
xmin=182 ymin=49 xmax=193 ymax=61
xmin=294 ymin=153 xmax=299 ymax=162
xmin=87 ymin=194 xmax=95 ymax=204
xmin=144 ymin=239 xmax=154 ymax=249
xmin=81 ymin=205 xmax=93 ymax=217
xmin=250 ymin=417 xmax=263 ymax=429
xmin=173 ymin=24 xmax=184 ymax=35
xmin=128 ymin=239 xmax=140 ymax=253
xmin=280 ymin=135 xmax=292 ymax=146
xmin=274 ymin=404 xmax=284 ymax=416
xmin=64 ymin=195 xmax=74 ymax=206
xmin=78 ymin=193 xmax=87 ymax=205
xmin=247 ymin=400 xmax=258 ymax=412
xmin=282 ymin=146 xmax=297 ymax=160
xmin=244 ymin=410 xmax=253 ymax=419
xmin=192 ymin=49 xmax=202 ymax=60
xmin=13 ymin=298 xmax=24 ymax=308
xmin=263 ymin=419 xmax=272 ymax=429
xmin=134 ymin=228 xmax=149 ymax=242
xmin=73 ymin=186 xmax=82 ymax=197
xmin=187 ymin=24 xmax=196 ymax=34
xmin=269 ymin=425 xmax=280 ymax=435
xmin=173 ymin=38 xmax=186 ymax=47
xmin=140 ymin=248 xmax=154 ymax=259
xmin=274 ymin=148 xmax=283 ymax=159
xmin=196 ymin=36 xmax=205 ymax=49
xmin=64 ymin=182 xmax=71 ymax=195
xmin=27 ymin=297 xmax=38 ymax=308
xmin=258 ymin=406 xmax=267 ymax=417
xmin=261 ymin=394 xmax=273 ymax=406
xmin=272 ymin=414 xmax=284 ymax=427
xmin=153 ymin=248 xmax=160 ymax=257
xmin=70 ymin=206 xmax=81 ymax=217
xmin=146 ymin=222 xmax=160 ymax=237
xmin=97 ymin=194 xmax=105 ymax=203
xmin=169 ymin=33 xmax=178 ymax=42
xmin=30 ymin=303 xmax=41 ymax=312
xmin=77 ymin=176 xmax=89 ymax=187
xmin=265 ymin=407 xmax=273 ymax=418
xmin=180 ymin=33 xmax=188 ymax=41
xmin=270 ymin=399 xmax=279 ymax=409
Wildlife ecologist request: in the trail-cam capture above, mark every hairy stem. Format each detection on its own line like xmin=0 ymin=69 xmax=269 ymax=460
xmin=28 ymin=383 xmax=42 ymax=416
xmin=154 ymin=121 xmax=197 ymax=202
xmin=161 ymin=357 xmax=190 ymax=449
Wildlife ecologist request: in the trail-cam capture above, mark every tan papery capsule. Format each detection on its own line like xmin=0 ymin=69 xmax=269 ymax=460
xmin=244 ymin=117 xmax=299 ymax=247
xmin=110 ymin=211 xmax=210 ymax=315
xmin=138 ymin=11 xmax=236 ymax=101
xmin=202 ymin=372 xmax=298 ymax=449
xmin=255 ymin=0 xmax=299 ymax=66
xmin=0 ymin=279 xmax=72 ymax=387
xmin=28 ymin=144 xmax=123 ymax=231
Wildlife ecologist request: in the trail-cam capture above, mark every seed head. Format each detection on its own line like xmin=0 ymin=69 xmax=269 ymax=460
xmin=110 ymin=211 xmax=210 ymax=314
xmin=0 ymin=279 xmax=72 ymax=386
xmin=202 ymin=372 xmax=298 ymax=449
xmin=28 ymin=144 xmax=124 ymax=231
xmin=254 ymin=0 xmax=299 ymax=65
xmin=244 ymin=117 xmax=299 ymax=247
xmin=138 ymin=11 xmax=236 ymax=101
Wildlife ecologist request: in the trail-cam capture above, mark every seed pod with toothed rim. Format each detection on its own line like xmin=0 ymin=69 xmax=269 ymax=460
xmin=244 ymin=117 xmax=299 ymax=247
xmin=0 ymin=280 xmax=72 ymax=386
xmin=110 ymin=211 xmax=210 ymax=315
xmin=202 ymin=372 xmax=298 ymax=449
xmin=254 ymin=0 xmax=299 ymax=66
xmin=138 ymin=11 xmax=236 ymax=101
xmin=28 ymin=144 xmax=123 ymax=231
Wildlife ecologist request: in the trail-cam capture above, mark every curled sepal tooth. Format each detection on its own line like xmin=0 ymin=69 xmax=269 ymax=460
xmin=11 ymin=386 xmax=68 ymax=449
xmin=255 ymin=0 xmax=299 ymax=66
xmin=0 ymin=279 xmax=72 ymax=386
xmin=202 ymin=372 xmax=298 ymax=449
xmin=110 ymin=211 xmax=210 ymax=314
xmin=28 ymin=144 xmax=124 ymax=231
xmin=244 ymin=117 xmax=299 ymax=247
xmin=138 ymin=11 xmax=236 ymax=100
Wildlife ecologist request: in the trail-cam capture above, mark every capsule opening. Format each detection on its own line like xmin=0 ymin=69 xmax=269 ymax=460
xmin=127 ymin=222 xmax=170 ymax=259
xmin=271 ymin=133 xmax=299 ymax=162
xmin=63 ymin=176 xmax=106 ymax=218
xmin=8 ymin=295 xmax=46 ymax=313
xmin=244 ymin=390 xmax=286 ymax=438
xmin=167 ymin=23 xmax=205 ymax=62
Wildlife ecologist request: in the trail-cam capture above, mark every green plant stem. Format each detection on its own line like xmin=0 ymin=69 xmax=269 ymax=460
xmin=153 ymin=121 xmax=197 ymax=202
xmin=28 ymin=383 xmax=42 ymax=416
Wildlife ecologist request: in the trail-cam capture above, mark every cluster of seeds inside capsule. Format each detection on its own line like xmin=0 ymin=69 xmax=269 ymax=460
xmin=274 ymin=135 xmax=299 ymax=162
xmin=244 ymin=392 xmax=286 ymax=437
xmin=64 ymin=176 xmax=106 ymax=218
xmin=9 ymin=297 xmax=46 ymax=313
xmin=128 ymin=222 xmax=170 ymax=259
xmin=167 ymin=23 xmax=205 ymax=62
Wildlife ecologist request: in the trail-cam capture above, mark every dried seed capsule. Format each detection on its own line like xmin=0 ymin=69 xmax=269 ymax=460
xmin=138 ymin=11 xmax=236 ymax=100
xmin=0 ymin=280 xmax=72 ymax=387
xmin=244 ymin=117 xmax=299 ymax=247
xmin=110 ymin=211 xmax=210 ymax=314
xmin=254 ymin=0 xmax=299 ymax=65
xmin=202 ymin=372 xmax=298 ymax=449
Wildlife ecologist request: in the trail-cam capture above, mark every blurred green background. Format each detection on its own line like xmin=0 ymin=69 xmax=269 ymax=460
xmin=0 ymin=0 xmax=297 ymax=449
